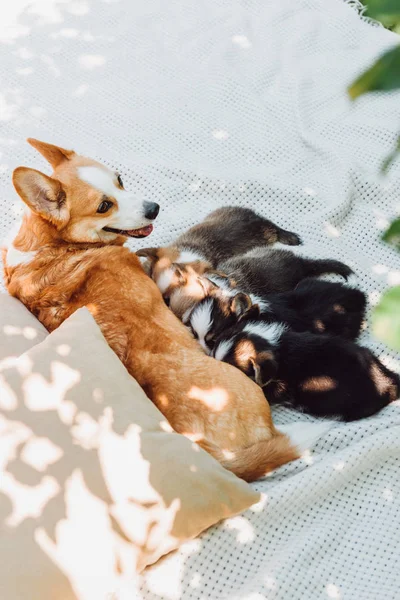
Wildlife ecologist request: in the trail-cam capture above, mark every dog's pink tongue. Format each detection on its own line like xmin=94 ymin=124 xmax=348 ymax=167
xmin=128 ymin=224 xmax=153 ymax=237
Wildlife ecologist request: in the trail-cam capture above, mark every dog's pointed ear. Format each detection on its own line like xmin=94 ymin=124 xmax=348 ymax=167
xmin=230 ymin=292 xmax=252 ymax=317
xmin=136 ymin=247 xmax=160 ymax=261
xmin=13 ymin=167 xmax=69 ymax=227
xmin=239 ymin=304 xmax=260 ymax=322
xmin=27 ymin=138 xmax=75 ymax=169
xmin=172 ymin=264 xmax=188 ymax=286
xmin=250 ymin=351 xmax=278 ymax=387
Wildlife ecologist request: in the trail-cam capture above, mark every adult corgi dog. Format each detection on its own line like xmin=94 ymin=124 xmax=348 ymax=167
xmin=2 ymin=139 xmax=330 ymax=482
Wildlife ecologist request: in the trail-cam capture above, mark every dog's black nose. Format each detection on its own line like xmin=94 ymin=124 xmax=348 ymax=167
xmin=144 ymin=201 xmax=160 ymax=220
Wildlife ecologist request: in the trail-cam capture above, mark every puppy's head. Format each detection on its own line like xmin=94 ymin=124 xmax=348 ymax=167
xmin=184 ymin=291 xmax=258 ymax=354
xmin=212 ymin=327 xmax=279 ymax=387
xmin=136 ymin=247 xmax=214 ymax=318
xmin=12 ymin=138 xmax=159 ymax=244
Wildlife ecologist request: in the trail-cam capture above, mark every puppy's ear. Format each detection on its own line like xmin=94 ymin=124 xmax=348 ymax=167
xmin=173 ymin=265 xmax=187 ymax=285
xmin=13 ymin=167 xmax=69 ymax=228
xmin=136 ymin=247 xmax=160 ymax=261
xmin=238 ymin=304 xmax=260 ymax=322
xmin=250 ymin=351 xmax=278 ymax=387
xmin=230 ymin=293 xmax=252 ymax=317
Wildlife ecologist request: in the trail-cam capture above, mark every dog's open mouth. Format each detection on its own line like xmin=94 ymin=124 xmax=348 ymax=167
xmin=103 ymin=225 xmax=153 ymax=238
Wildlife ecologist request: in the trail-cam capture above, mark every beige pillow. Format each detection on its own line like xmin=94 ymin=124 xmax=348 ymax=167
xmin=0 ymin=293 xmax=48 ymax=362
xmin=0 ymin=307 xmax=260 ymax=600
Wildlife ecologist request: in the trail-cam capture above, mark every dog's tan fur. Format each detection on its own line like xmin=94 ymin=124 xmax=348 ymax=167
xmin=2 ymin=139 xmax=299 ymax=482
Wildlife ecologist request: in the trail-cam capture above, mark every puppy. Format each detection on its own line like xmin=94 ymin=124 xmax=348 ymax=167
xmin=212 ymin=323 xmax=400 ymax=421
xmin=137 ymin=206 xmax=301 ymax=271
xmin=135 ymin=248 xmax=217 ymax=319
xmin=185 ymin=278 xmax=366 ymax=354
xmin=139 ymin=241 xmax=353 ymax=326
xmin=174 ymin=206 xmax=302 ymax=265
xmin=218 ymin=247 xmax=353 ymax=297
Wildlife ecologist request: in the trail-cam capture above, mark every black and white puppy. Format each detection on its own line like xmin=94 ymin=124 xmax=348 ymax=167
xmin=212 ymin=322 xmax=400 ymax=421
xmin=185 ymin=278 xmax=366 ymax=354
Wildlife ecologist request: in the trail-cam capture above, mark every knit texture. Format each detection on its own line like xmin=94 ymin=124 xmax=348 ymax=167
xmin=1 ymin=1 xmax=400 ymax=598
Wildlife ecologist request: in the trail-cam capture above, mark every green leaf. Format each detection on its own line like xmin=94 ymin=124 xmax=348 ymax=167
xmin=366 ymin=0 xmax=400 ymax=25
xmin=372 ymin=286 xmax=400 ymax=351
xmin=348 ymin=45 xmax=400 ymax=99
xmin=382 ymin=217 xmax=400 ymax=249
xmin=381 ymin=135 xmax=400 ymax=173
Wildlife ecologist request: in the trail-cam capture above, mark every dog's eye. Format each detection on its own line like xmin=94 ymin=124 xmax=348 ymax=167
xmin=117 ymin=174 xmax=124 ymax=188
xmin=97 ymin=200 xmax=113 ymax=214
xmin=205 ymin=332 xmax=216 ymax=349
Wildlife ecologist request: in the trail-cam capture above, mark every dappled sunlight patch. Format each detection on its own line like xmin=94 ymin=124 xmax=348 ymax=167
xmin=224 ymin=515 xmax=255 ymax=543
xmin=56 ymin=343 xmax=71 ymax=357
xmin=144 ymin=547 xmax=185 ymax=600
xmin=368 ymin=290 xmax=382 ymax=306
xmin=159 ymin=420 xmax=173 ymax=433
xmin=97 ymin=422 xmax=155 ymax=504
xmin=78 ymin=54 xmax=106 ymax=69
xmin=382 ymin=488 xmax=394 ymax=502
xmin=264 ymin=575 xmax=277 ymax=590
xmin=0 ymin=91 xmax=22 ymax=122
xmin=188 ymin=385 xmax=229 ymax=411
xmin=326 ymin=583 xmax=341 ymax=599
xmin=92 ymin=387 xmax=104 ymax=403
xmin=0 ymin=374 xmax=18 ymax=410
xmin=112 ymin=498 xmax=181 ymax=560
xmin=301 ymin=375 xmax=337 ymax=393
xmin=20 ymin=436 xmax=63 ymax=471
xmin=35 ymin=469 xmax=129 ymax=599
xmin=249 ymin=492 xmax=268 ymax=513
xmin=301 ymin=449 xmax=314 ymax=465
xmin=387 ymin=270 xmax=400 ymax=286
xmin=333 ymin=460 xmax=345 ymax=471
xmin=232 ymin=34 xmax=252 ymax=49
xmin=158 ymin=393 xmax=169 ymax=408
xmin=67 ymin=0 xmax=90 ymax=16
xmin=71 ymin=406 xmax=114 ymax=450
xmin=222 ymin=449 xmax=236 ymax=460
xmin=51 ymin=27 xmax=79 ymax=38
xmin=372 ymin=264 xmax=389 ymax=275
xmin=324 ymin=222 xmax=341 ymax=238
xmin=2 ymin=472 xmax=59 ymax=527
xmin=16 ymin=66 xmax=34 ymax=76
xmin=72 ymin=83 xmax=89 ymax=97
xmin=41 ymin=54 xmax=61 ymax=77
xmin=58 ymin=400 xmax=78 ymax=426
xmin=190 ymin=572 xmax=202 ymax=589
xmin=212 ymin=129 xmax=229 ymax=140
xmin=23 ymin=360 xmax=81 ymax=411
xmin=0 ymin=416 xmax=32 ymax=471
xmin=3 ymin=324 xmax=37 ymax=339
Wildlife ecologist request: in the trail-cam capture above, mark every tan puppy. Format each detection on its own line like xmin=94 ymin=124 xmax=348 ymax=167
xmin=3 ymin=139 xmax=326 ymax=482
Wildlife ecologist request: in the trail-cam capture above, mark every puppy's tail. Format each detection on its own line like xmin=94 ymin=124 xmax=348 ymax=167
xmin=198 ymin=420 xmax=332 ymax=483
xmin=306 ymin=258 xmax=353 ymax=281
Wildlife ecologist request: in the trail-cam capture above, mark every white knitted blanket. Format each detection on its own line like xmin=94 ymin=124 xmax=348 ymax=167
xmin=1 ymin=0 xmax=400 ymax=598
